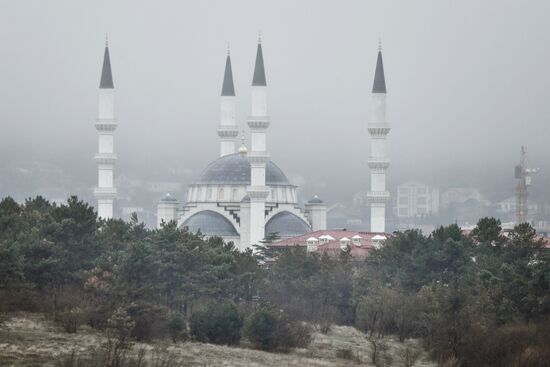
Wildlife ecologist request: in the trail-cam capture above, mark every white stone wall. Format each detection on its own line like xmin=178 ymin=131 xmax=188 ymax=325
xmin=157 ymin=202 xmax=179 ymax=228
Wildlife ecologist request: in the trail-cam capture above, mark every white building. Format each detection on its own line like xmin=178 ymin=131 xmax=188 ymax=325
xmin=396 ymin=181 xmax=440 ymax=218
xmin=440 ymin=187 xmax=489 ymax=210
xmin=156 ymin=39 xmax=327 ymax=250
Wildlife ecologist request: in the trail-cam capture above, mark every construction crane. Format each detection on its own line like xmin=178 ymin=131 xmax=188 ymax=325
xmin=515 ymin=146 xmax=539 ymax=224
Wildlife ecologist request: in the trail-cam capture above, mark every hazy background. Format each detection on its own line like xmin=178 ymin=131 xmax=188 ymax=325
xmin=1 ymin=0 xmax=549 ymax=210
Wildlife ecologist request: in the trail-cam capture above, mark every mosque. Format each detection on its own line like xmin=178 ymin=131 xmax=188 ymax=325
xmin=93 ymin=37 xmax=389 ymax=251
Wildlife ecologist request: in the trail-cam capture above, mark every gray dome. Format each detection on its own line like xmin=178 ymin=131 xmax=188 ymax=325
xmin=160 ymin=193 xmax=178 ymax=202
xmin=308 ymin=195 xmax=324 ymax=204
xmin=195 ymin=153 xmax=291 ymax=186
xmin=182 ymin=210 xmax=238 ymax=237
xmin=265 ymin=211 xmax=311 ymax=238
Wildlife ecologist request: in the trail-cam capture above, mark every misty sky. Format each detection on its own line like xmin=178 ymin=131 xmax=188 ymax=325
xmin=1 ymin=0 xmax=549 ymax=204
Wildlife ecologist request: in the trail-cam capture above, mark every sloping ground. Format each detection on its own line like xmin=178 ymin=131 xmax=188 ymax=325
xmin=0 ymin=313 xmax=436 ymax=367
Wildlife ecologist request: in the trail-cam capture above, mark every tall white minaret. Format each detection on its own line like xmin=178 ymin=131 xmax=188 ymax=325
xmin=218 ymin=47 xmax=239 ymax=156
xmin=367 ymin=42 xmax=390 ymax=233
xmin=246 ymin=36 xmax=271 ymax=246
xmin=93 ymin=38 xmax=117 ymax=219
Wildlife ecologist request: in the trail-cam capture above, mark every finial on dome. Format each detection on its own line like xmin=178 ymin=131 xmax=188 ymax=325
xmin=227 ymin=42 xmax=230 ymax=56
xmin=258 ymin=31 xmax=262 ymax=44
xmin=378 ymin=37 xmax=382 ymax=52
xmin=105 ymin=33 xmax=109 ymax=47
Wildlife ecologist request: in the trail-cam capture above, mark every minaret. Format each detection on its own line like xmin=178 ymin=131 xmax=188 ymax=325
xmin=246 ymin=36 xmax=271 ymax=246
xmin=367 ymin=42 xmax=390 ymax=233
xmin=93 ymin=37 xmax=117 ymax=219
xmin=218 ymin=46 xmax=239 ymax=156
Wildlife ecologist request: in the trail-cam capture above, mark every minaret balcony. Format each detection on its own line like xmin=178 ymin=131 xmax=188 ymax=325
xmin=246 ymin=186 xmax=270 ymax=200
xmin=94 ymin=153 xmax=117 ymax=165
xmin=95 ymin=119 xmax=118 ymax=131
xmin=247 ymin=152 xmax=270 ymax=164
xmin=247 ymin=116 xmax=270 ymax=129
xmin=368 ymin=123 xmax=390 ymax=136
xmin=217 ymin=126 xmax=239 ymax=138
xmin=94 ymin=187 xmax=117 ymax=199
xmin=367 ymin=157 xmax=390 ymax=169
xmin=366 ymin=191 xmax=390 ymax=203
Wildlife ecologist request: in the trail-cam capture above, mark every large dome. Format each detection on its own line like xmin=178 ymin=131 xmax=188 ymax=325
xmin=265 ymin=211 xmax=311 ymax=238
xmin=182 ymin=210 xmax=239 ymax=237
xmin=195 ymin=153 xmax=292 ymax=186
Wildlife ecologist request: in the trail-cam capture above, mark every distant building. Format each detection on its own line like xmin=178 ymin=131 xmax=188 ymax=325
xmin=396 ymin=181 xmax=439 ymax=218
xmin=496 ymin=196 xmax=538 ymax=218
xmin=441 ymin=187 xmax=488 ymax=209
xmin=440 ymin=187 xmax=490 ymax=226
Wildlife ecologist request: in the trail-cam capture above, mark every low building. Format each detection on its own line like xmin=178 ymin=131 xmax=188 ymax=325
xmin=269 ymin=230 xmax=389 ymax=258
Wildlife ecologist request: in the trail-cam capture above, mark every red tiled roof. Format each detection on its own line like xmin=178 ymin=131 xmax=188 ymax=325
xmin=268 ymin=229 xmax=390 ymax=258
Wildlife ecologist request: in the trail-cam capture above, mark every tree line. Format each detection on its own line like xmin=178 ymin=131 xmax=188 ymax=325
xmin=1 ymin=196 xmax=549 ymax=366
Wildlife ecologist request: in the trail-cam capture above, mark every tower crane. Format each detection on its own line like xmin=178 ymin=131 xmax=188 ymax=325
xmin=515 ymin=146 xmax=539 ymax=224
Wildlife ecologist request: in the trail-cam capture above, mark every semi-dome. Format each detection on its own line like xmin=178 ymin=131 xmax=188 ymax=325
xmin=195 ymin=153 xmax=291 ymax=186
xmin=265 ymin=211 xmax=311 ymax=238
xmin=182 ymin=210 xmax=239 ymax=237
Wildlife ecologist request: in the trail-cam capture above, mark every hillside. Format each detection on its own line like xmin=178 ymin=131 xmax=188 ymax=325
xmin=0 ymin=313 xmax=435 ymax=367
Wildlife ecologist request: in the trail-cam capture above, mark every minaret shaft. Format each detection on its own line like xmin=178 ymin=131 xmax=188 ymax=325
xmin=94 ymin=43 xmax=117 ymax=219
xmin=367 ymin=50 xmax=390 ymax=233
xmin=246 ymin=42 xmax=270 ymax=247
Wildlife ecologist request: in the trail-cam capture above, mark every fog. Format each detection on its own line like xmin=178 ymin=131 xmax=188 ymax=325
xmin=1 ymin=0 xmax=549 ymax=208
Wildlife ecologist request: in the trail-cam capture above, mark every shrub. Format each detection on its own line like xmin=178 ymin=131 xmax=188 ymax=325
xmin=59 ymin=307 xmax=85 ymax=333
xmin=243 ymin=307 xmax=279 ymax=351
xmin=278 ymin=318 xmax=312 ymax=350
xmin=399 ymin=342 xmax=422 ymax=367
xmin=126 ymin=301 xmax=168 ymax=341
xmin=190 ymin=301 xmax=243 ymax=345
xmin=336 ymin=348 xmax=355 ymax=360
xmin=368 ymin=336 xmax=392 ymax=367
xmin=167 ymin=313 xmax=189 ymax=343
xmin=243 ymin=307 xmax=312 ymax=352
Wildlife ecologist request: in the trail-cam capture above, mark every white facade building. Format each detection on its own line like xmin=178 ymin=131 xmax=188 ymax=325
xmin=367 ymin=44 xmax=390 ymax=233
xmin=396 ymin=181 xmax=440 ymax=218
xmin=93 ymin=40 xmax=117 ymax=219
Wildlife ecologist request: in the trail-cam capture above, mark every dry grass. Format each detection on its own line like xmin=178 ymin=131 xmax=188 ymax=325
xmin=0 ymin=313 xmax=436 ymax=366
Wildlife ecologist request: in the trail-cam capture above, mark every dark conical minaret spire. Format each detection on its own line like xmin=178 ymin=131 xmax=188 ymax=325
xmin=252 ymin=35 xmax=267 ymax=86
xmin=100 ymin=36 xmax=114 ymax=89
xmin=372 ymin=40 xmax=386 ymax=94
xmin=221 ymin=46 xmax=235 ymax=96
